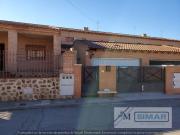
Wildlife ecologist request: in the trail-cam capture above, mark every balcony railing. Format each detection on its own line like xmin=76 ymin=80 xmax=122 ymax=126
xmin=0 ymin=51 xmax=63 ymax=78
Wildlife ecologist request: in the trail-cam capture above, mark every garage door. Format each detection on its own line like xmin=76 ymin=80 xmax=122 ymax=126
xmin=91 ymin=58 xmax=140 ymax=66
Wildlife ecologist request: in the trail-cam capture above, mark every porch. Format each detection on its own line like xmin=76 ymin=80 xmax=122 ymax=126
xmin=0 ymin=30 xmax=62 ymax=78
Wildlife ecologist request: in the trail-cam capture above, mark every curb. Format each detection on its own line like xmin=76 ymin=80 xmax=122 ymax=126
xmin=0 ymin=97 xmax=180 ymax=111
xmin=0 ymin=99 xmax=125 ymax=111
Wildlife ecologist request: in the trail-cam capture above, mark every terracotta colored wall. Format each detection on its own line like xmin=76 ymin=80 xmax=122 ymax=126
xmin=165 ymin=66 xmax=180 ymax=94
xmin=62 ymin=50 xmax=81 ymax=98
xmin=8 ymin=30 xmax=18 ymax=72
xmin=73 ymin=64 xmax=82 ymax=98
xmin=63 ymin=50 xmax=77 ymax=73
xmin=73 ymin=41 xmax=89 ymax=65
xmin=1 ymin=22 xmax=180 ymax=47
xmin=61 ymin=30 xmax=180 ymax=47
xmin=17 ymin=34 xmax=54 ymax=71
xmin=0 ymin=30 xmax=18 ymax=72
xmin=0 ymin=29 xmax=61 ymax=73
xmin=53 ymin=34 xmax=61 ymax=55
xmin=99 ymin=66 xmax=116 ymax=92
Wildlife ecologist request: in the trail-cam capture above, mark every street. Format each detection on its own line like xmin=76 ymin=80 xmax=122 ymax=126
xmin=1 ymin=99 xmax=180 ymax=135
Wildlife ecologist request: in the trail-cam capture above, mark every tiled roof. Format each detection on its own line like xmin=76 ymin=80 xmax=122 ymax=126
xmin=1 ymin=20 xmax=180 ymax=43
xmin=88 ymin=41 xmax=180 ymax=53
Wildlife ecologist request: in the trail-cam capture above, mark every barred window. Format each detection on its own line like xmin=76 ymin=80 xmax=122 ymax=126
xmin=26 ymin=45 xmax=46 ymax=60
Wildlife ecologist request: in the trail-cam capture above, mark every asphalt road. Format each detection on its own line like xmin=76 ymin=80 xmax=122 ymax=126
xmin=0 ymin=99 xmax=180 ymax=135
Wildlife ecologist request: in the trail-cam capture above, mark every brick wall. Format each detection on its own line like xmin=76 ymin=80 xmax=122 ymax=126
xmin=62 ymin=50 xmax=82 ymax=98
xmin=63 ymin=50 xmax=77 ymax=73
xmin=165 ymin=66 xmax=180 ymax=94
xmin=99 ymin=66 xmax=117 ymax=92
xmin=61 ymin=30 xmax=180 ymax=47
xmin=73 ymin=64 xmax=82 ymax=98
xmin=17 ymin=34 xmax=54 ymax=71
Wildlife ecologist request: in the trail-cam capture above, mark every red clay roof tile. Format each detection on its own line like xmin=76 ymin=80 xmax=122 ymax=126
xmin=92 ymin=41 xmax=180 ymax=53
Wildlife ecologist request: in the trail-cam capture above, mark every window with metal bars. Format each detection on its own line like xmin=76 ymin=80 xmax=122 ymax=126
xmin=26 ymin=45 xmax=46 ymax=61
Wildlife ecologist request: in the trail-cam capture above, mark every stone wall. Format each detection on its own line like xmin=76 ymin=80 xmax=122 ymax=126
xmin=0 ymin=77 xmax=60 ymax=102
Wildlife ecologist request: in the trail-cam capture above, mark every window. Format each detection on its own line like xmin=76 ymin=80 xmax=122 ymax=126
xmin=26 ymin=45 xmax=46 ymax=60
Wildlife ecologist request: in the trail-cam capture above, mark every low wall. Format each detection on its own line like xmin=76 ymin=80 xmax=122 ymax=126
xmin=0 ymin=77 xmax=60 ymax=101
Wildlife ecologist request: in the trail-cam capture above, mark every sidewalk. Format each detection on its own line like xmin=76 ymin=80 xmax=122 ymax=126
xmin=0 ymin=92 xmax=180 ymax=111
xmin=116 ymin=92 xmax=180 ymax=101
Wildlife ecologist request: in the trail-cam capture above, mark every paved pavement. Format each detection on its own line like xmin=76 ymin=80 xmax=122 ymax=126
xmin=1 ymin=92 xmax=180 ymax=111
xmin=0 ymin=93 xmax=180 ymax=135
xmin=0 ymin=98 xmax=180 ymax=135
xmin=116 ymin=92 xmax=180 ymax=101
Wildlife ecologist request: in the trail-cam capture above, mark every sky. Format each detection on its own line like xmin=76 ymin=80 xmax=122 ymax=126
xmin=0 ymin=0 xmax=180 ymax=40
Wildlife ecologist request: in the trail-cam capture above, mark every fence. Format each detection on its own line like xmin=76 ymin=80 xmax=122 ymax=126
xmin=117 ymin=66 xmax=165 ymax=93
xmin=0 ymin=51 xmax=63 ymax=78
xmin=82 ymin=66 xmax=165 ymax=97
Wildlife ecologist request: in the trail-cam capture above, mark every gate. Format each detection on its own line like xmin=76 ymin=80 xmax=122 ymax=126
xmin=142 ymin=66 xmax=165 ymax=92
xmin=117 ymin=67 xmax=141 ymax=93
xmin=117 ymin=66 xmax=165 ymax=93
xmin=82 ymin=66 xmax=99 ymax=97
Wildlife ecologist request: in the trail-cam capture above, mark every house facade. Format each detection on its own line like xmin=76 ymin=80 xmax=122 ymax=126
xmin=73 ymin=40 xmax=180 ymax=97
xmin=1 ymin=20 xmax=180 ymax=101
xmin=0 ymin=21 xmax=61 ymax=76
xmin=73 ymin=40 xmax=180 ymax=67
xmin=1 ymin=20 xmax=180 ymax=75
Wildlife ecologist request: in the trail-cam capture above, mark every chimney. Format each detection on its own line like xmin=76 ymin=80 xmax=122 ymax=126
xmin=142 ymin=33 xmax=148 ymax=37
xmin=84 ymin=27 xmax=89 ymax=31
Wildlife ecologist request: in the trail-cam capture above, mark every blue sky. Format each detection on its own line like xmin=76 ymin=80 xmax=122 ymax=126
xmin=0 ymin=0 xmax=180 ymax=40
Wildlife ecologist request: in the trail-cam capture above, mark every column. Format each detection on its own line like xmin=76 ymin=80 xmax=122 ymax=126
xmin=73 ymin=64 xmax=82 ymax=98
xmin=141 ymin=58 xmax=149 ymax=66
xmin=8 ymin=30 xmax=17 ymax=73
xmin=53 ymin=34 xmax=61 ymax=55
xmin=53 ymin=34 xmax=61 ymax=71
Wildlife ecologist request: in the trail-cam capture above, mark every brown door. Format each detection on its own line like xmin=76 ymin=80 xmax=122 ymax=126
xmin=0 ymin=44 xmax=5 ymax=71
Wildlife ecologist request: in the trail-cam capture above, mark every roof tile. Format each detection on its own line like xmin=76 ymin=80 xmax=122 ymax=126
xmin=91 ymin=41 xmax=180 ymax=53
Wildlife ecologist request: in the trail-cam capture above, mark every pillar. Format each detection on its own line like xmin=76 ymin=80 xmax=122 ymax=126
xmin=53 ymin=34 xmax=61 ymax=70
xmin=8 ymin=30 xmax=17 ymax=73
xmin=53 ymin=34 xmax=61 ymax=55
xmin=73 ymin=64 xmax=82 ymax=98
xmin=63 ymin=50 xmax=77 ymax=73
xmin=141 ymin=58 xmax=149 ymax=66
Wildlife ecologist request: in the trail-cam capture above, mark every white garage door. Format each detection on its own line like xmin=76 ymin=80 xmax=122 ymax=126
xmin=91 ymin=58 xmax=140 ymax=66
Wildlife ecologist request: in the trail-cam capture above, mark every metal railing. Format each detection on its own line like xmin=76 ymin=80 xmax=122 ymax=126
xmin=0 ymin=51 xmax=63 ymax=78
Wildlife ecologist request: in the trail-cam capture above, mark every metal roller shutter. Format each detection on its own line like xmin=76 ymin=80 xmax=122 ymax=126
xmin=91 ymin=58 xmax=140 ymax=66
